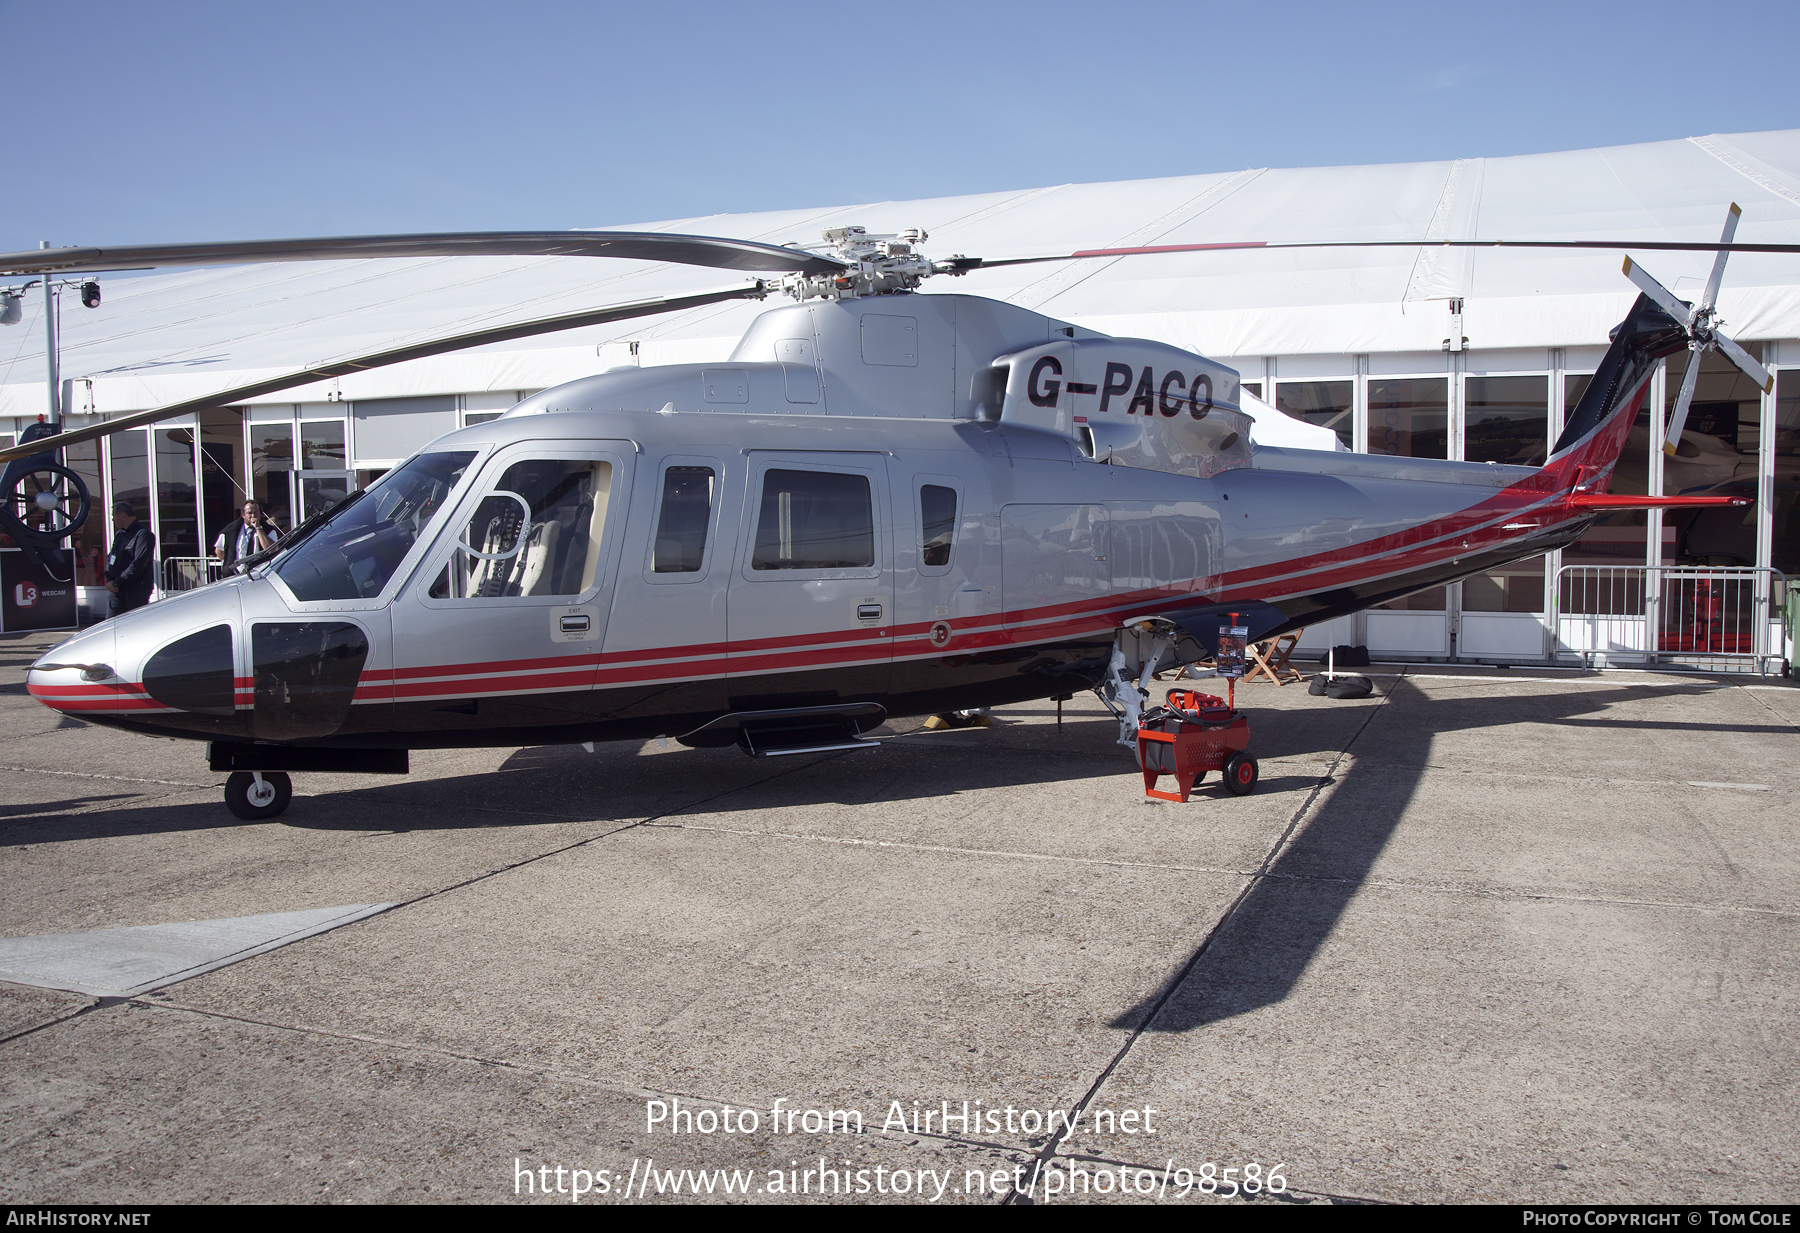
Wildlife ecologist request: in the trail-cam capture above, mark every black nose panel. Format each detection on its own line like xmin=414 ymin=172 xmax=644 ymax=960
xmin=252 ymin=622 xmax=369 ymax=741
xmin=143 ymin=624 xmax=236 ymax=716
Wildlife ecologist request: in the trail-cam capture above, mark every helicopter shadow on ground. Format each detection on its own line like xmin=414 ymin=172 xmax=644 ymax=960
xmin=1 ymin=680 xmax=1729 ymax=858
xmin=0 ymin=792 xmax=138 ymax=823
xmin=0 ymin=717 xmax=1142 ymax=846
xmin=286 ymin=724 xmax=1154 ymax=831
xmin=258 ymin=708 xmax=1343 ymax=832
xmin=1110 ymin=678 xmax=1722 ymax=1034
xmin=259 ymin=683 xmax=1452 ymax=830
xmin=0 ymin=794 xmax=255 ymax=846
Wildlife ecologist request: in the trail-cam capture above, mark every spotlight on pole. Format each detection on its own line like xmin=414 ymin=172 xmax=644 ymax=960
xmin=0 ymin=292 xmax=20 ymax=326
xmin=80 ymin=280 xmax=101 ymax=309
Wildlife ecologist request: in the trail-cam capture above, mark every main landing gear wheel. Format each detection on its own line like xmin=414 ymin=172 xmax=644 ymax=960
xmin=225 ymin=771 xmax=292 ymax=820
xmin=1223 ymin=752 xmax=1259 ymax=797
xmin=925 ymin=710 xmax=990 ymax=729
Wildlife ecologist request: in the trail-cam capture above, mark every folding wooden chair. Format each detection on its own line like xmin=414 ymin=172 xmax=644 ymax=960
xmin=1243 ymin=630 xmax=1304 ymax=685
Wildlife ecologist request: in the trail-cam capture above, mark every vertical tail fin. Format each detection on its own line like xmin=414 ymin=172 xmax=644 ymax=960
xmin=1549 ymin=293 xmax=1687 ymax=464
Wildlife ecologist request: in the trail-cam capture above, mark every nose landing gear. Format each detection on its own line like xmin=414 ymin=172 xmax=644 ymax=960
xmin=225 ymin=771 xmax=293 ymax=820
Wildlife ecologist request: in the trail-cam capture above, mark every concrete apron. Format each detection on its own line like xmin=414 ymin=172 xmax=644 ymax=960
xmin=2 ymin=627 xmax=1796 ymax=1204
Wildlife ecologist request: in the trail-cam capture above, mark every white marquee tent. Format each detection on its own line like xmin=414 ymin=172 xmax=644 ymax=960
xmin=4 ymin=128 xmax=1798 ymax=423
xmin=5 ymin=128 xmax=1797 ymax=664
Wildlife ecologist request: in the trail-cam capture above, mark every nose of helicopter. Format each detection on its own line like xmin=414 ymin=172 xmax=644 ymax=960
xmin=27 ymin=585 xmax=244 ymax=729
xmin=26 ymin=622 xmax=121 ymax=716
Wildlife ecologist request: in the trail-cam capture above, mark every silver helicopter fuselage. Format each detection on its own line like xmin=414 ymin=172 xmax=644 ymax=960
xmin=27 ymin=290 xmax=1624 ymax=754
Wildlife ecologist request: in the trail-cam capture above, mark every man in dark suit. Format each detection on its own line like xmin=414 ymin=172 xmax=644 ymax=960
xmin=104 ymin=502 xmax=156 ymax=617
xmin=213 ymin=499 xmax=280 ymax=570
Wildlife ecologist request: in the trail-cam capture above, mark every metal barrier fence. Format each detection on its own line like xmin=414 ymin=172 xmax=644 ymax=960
xmin=163 ymin=557 xmax=227 ymax=594
xmin=1553 ymin=565 xmax=1789 ymax=675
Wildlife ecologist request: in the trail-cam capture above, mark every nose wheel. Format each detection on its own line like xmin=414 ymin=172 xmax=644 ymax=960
xmin=225 ymin=771 xmax=292 ymax=820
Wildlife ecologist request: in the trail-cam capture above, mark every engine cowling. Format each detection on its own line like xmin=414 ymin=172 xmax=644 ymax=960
xmin=991 ymin=338 xmax=1251 ymax=478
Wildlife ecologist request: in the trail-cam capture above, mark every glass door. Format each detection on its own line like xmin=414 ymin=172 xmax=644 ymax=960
xmin=250 ymin=421 xmax=295 ymax=534
xmin=1365 ymin=376 xmax=1452 ymax=656
xmin=297 ymin=419 xmax=353 ymax=521
xmin=1456 ymin=375 xmax=1551 ymax=658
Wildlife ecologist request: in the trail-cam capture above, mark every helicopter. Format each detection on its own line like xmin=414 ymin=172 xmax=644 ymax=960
xmin=2 ymin=213 xmax=1778 ymax=820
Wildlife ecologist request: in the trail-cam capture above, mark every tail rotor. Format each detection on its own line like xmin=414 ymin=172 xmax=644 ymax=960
xmin=1620 ymin=203 xmax=1775 ymax=456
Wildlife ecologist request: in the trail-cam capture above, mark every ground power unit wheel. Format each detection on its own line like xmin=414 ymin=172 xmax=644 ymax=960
xmin=225 ymin=771 xmax=292 ymax=820
xmin=1223 ymin=752 xmax=1259 ymax=796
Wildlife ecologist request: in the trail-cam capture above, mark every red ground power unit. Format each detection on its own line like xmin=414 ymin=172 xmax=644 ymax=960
xmin=1136 ymin=689 xmax=1257 ymax=802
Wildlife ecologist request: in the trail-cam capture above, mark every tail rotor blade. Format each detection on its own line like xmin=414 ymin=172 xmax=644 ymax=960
xmin=1664 ymin=351 xmax=1703 ymax=456
xmin=1716 ymin=332 xmax=1774 ymax=393
xmin=1700 ymin=202 xmax=1742 ymax=311
xmin=1622 ymin=256 xmax=1694 ymax=325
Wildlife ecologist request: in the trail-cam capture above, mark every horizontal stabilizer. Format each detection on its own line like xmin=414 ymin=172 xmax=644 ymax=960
xmin=1566 ymin=494 xmax=1751 ymax=511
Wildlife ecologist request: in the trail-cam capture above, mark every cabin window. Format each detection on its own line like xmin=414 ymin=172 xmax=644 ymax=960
xmin=432 ymin=459 xmax=612 ymax=598
xmin=652 ymin=466 xmax=715 ymax=573
xmin=751 ymin=469 xmax=873 ymax=570
xmin=920 ymin=484 xmax=957 ymax=568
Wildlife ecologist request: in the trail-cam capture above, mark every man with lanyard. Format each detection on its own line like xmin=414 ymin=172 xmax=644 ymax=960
xmin=104 ymin=501 xmax=156 ymax=617
xmin=214 ymin=500 xmax=280 ymax=571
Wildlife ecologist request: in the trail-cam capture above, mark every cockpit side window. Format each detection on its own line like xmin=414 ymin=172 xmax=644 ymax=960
xmin=430 ymin=459 xmax=612 ymax=599
xmin=276 ymin=450 xmax=475 ymax=602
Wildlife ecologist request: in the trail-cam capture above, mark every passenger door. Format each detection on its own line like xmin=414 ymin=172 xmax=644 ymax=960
xmin=598 ymin=453 xmax=736 ymax=723
xmin=391 ymin=443 xmax=633 ymax=732
xmin=726 ymin=452 xmax=893 ymax=707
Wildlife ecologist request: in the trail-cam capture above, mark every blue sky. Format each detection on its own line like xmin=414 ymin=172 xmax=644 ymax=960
xmin=4 ymin=0 xmax=1798 ymax=252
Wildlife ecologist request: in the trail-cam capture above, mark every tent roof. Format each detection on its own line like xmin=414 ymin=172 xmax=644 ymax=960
xmin=4 ymin=128 xmax=1798 ymax=418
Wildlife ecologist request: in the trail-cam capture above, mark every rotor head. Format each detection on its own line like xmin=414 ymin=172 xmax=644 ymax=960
xmin=778 ymin=226 xmax=958 ymax=300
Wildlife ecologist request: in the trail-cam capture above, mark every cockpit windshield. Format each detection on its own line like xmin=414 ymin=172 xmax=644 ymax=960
xmin=275 ymin=451 xmax=477 ymax=601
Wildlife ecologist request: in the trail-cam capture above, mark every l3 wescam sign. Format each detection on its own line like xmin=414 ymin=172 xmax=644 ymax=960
xmin=1 ymin=549 xmax=78 ymax=632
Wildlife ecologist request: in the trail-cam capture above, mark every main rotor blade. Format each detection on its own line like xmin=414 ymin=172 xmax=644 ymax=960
xmin=964 ymin=234 xmax=1800 ymax=271
xmin=1716 ymin=331 xmax=1774 ymax=393
xmin=0 ymin=283 xmax=767 ymax=467
xmin=1700 ymin=202 xmax=1741 ymax=312
xmin=1621 ymin=256 xmax=1694 ymax=325
xmin=1664 ymin=352 xmax=1703 ymax=457
xmin=955 ymin=242 xmax=1269 ymax=271
xmin=0 ymin=231 xmax=847 ymax=278
xmin=13 ymin=225 xmax=1796 ymax=283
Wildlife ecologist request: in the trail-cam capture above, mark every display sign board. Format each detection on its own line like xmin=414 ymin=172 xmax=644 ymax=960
xmin=1216 ymin=624 xmax=1249 ymax=679
xmin=1 ymin=549 xmax=80 ymax=632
